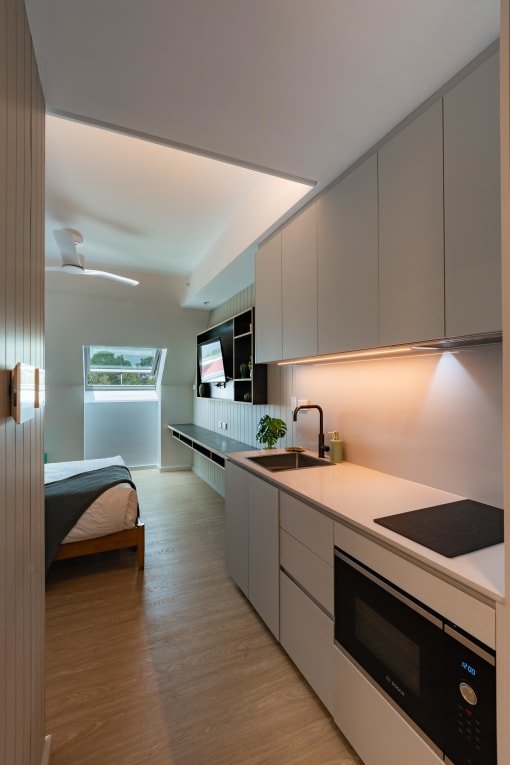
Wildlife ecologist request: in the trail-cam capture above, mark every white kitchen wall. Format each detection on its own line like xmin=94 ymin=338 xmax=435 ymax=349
xmin=292 ymin=344 xmax=502 ymax=507
xmin=194 ymin=287 xmax=503 ymax=507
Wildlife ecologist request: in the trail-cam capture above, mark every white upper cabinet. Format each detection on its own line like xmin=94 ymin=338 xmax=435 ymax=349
xmin=255 ymin=231 xmax=282 ymax=363
xmin=378 ymin=100 xmax=445 ymax=346
xmin=443 ymin=51 xmax=501 ymax=337
xmin=317 ymin=154 xmax=379 ymax=354
xmin=281 ymin=202 xmax=318 ymax=359
xmin=254 ymin=48 xmax=500 ymax=360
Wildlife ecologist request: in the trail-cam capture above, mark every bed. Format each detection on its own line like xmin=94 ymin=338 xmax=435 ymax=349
xmin=44 ymin=456 xmax=144 ymax=574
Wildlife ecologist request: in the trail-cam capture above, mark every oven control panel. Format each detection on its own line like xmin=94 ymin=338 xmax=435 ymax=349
xmin=443 ymin=628 xmax=496 ymax=765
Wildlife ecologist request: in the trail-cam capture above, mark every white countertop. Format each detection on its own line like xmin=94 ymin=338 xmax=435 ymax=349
xmin=227 ymin=449 xmax=504 ymax=603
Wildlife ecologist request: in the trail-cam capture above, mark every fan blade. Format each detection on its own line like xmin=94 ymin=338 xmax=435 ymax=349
xmin=83 ymin=269 xmax=139 ymax=286
xmin=45 ymin=266 xmax=63 ymax=272
xmin=53 ymin=229 xmax=82 ymax=267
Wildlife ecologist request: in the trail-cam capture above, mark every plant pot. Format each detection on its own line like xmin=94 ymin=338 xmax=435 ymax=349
xmin=198 ymin=382 xmax=210 ymax=398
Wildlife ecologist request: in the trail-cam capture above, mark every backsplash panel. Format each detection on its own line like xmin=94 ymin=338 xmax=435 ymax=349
xmin=292 ymin=345 xmax=502 ymax=507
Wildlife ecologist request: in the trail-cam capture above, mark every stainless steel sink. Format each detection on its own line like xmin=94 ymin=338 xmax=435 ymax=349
xmin=246 ymin=452 xmax=332 ymax=472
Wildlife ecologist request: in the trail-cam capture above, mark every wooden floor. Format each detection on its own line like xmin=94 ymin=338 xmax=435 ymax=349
xmin=45 ymin=469 xmax=363 ymax=765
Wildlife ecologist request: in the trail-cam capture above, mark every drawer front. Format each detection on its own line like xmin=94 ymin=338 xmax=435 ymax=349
xmin=334 ymin=645 xmax=443 ymax=765
xmin=280 ymin=571 xmax=334 ymax=714
xmin=280 ymin=529 xmax=333 ymax=614
xmin=334 ymin=522 xmax=496 ymax=649
xmin=280 ymin=491 xmax=333 ymax=563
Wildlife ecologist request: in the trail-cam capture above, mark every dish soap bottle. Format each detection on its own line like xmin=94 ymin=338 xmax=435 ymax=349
xmin=328 ymin=431 xmax=343 ymax=464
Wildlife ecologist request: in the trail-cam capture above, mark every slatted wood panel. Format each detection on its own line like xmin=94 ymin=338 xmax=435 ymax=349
xmin=0 ymin=0 xmax=46 ymax=763
xmin=45 ymin=469 xmax=362 ymax=765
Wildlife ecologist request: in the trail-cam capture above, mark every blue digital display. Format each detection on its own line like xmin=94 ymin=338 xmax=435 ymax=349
xmin=462 ymin=660 xmax=476 ymax=676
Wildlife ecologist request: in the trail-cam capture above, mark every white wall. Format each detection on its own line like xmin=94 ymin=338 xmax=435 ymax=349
xmin=291 ymin=344 xmax=502 ymax=507
xmin=84 ymin=399 xmax=160 ymax=466
xmin=45 ymin=271 xmax=209 ymax=466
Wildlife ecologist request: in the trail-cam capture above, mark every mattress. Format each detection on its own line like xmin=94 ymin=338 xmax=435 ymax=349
xmin=44 ymin=456 xmax=139 ymax=544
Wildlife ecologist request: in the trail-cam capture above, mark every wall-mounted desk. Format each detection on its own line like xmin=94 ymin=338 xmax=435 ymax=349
xmin=168 ymin=424 xmax=253 ymax=468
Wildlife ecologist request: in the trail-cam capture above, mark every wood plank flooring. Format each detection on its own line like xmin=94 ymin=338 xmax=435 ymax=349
xmin=45 ymin=469 xmax=363 ymax=765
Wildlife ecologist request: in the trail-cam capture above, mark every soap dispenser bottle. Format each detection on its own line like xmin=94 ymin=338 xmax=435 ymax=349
xmin=328 ymin=431 xmax=343 ymax=464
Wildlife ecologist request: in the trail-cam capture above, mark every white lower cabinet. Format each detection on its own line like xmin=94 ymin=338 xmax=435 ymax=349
xmin=227 ymin=465 xmax=498 ymax=765
xmin=225 ymin=461 xmax=279 ymax=639
xmin=279 ymin=491 xmax=334 ymax=712
xmin=333 ymin=646 xmax=443 ymax=765
xmin=225 ymin=461 xmax=249 ymax=597
xmin=280 ymin=571 xmax=334 ymax=714
xmin=248 ymin=474 xmax=279 ymax=639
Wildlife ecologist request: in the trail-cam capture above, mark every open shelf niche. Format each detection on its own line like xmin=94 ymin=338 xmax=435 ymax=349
xmin=196 ymin=308 xmax=267 ymax=405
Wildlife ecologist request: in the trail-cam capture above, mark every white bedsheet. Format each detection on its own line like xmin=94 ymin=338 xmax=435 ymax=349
xmin=44 ymin=456 xmax=139 ymax=544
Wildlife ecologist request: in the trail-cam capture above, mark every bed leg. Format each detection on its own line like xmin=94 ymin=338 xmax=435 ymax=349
xmin=137 ymin=522 xmax=145 ymax=570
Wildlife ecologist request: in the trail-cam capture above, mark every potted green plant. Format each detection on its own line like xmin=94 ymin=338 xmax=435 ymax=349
xmin=256 ymin=415 xmax=287 ymax=449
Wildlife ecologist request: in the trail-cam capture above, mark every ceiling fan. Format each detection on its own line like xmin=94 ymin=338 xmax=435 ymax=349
xmin=46 ymin=228 xmax=139 ymax=286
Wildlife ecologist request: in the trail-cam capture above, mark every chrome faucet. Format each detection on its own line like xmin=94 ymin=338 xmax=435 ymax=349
xmin=293 ymin=404 xmax=328 ymax=458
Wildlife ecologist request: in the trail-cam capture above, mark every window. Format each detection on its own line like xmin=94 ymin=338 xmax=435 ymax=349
xmin=84 ymin=346 xmax=163 ymax=390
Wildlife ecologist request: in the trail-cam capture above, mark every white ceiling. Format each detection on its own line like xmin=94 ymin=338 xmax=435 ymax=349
xmin=25 ymin=0 xmax=500 ymax=309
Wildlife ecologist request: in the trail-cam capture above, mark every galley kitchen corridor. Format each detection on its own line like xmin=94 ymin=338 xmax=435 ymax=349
xmin=45 ymin=469 xmax=362 ymax=765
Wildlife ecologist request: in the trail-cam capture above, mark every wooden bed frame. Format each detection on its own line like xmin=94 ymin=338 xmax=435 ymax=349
xmin=54 ymin=519 xmax=145 ymax=570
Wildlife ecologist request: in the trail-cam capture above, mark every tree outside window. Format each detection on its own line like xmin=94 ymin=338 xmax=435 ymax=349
xmin=85 ymin=346 xmax=162 ymax=389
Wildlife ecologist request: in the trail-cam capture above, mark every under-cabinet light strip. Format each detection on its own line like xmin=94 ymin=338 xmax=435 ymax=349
xmin=277 ymin=346 xmax=413 ymax=366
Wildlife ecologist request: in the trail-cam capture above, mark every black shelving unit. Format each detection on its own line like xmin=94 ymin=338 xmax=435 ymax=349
xmin=197 ymin=308 xmax=267 ymax=405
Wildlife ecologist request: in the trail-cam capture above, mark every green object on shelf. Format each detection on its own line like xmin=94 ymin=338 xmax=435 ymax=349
xmin=44 ymin=452 xmax=48 ymax=464
xmin=198 ymin=383 xmax=210 ymax=397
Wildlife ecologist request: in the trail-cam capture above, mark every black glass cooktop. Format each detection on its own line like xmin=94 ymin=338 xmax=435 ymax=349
xmin=374 ymin=499 xmax=503 ymax=558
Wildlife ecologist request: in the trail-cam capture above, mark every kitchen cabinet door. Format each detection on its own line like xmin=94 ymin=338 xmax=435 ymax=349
xmin=443 ymin=51 xmax=501 ymax=337
xmin=248 ymin=474 xmax=279 ymax=639
xmin=255 ymin=232 xmax=283 ymax=363
xmin=248 ymin=475 xmax=280 ymax=640
xmin=317 ymin=154 xmax=379 ymax=354
xmin=225 ymin=464 xmax=279 ymax=637
xmin=378 ymin=100 xmax=444 ymax=345
xmin=334 ymin=646 xmax=444 ymax=765
xmin=224 ymin=461 xmax=249 ymax=596
xmin=281 ymin=202 xmax=318 ymax=359
xmin=280 ymin=572 xmax=334 ymax=713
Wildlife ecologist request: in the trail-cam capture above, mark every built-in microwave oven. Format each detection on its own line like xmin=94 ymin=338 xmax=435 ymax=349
xmin=334 ymin=548 xmax=496 ymax=765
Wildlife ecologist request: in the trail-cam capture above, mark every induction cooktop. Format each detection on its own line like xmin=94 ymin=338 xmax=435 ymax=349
xmin=374 ymin=499 xmax=503 ymax=557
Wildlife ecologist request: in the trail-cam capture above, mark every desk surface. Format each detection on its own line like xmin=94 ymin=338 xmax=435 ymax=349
xmin=169 ymin=423 xmax=253 ymax=457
